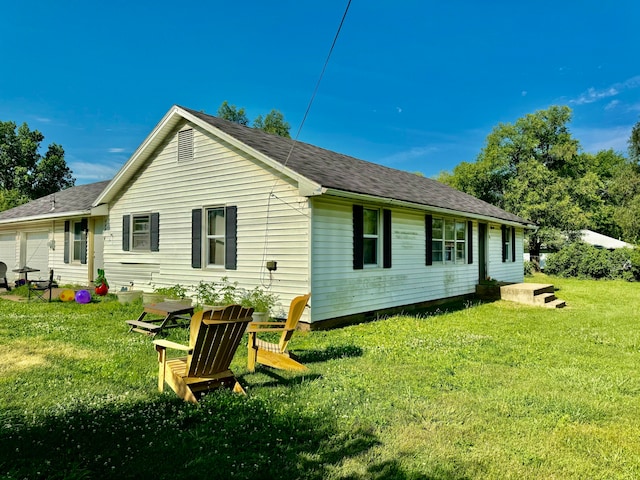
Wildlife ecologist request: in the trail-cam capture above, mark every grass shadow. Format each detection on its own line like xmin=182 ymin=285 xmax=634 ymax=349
xmin=294 ymin=345 xmax=364 ymax=364
xmin=1 ymin=391 xmax=380 ymax=480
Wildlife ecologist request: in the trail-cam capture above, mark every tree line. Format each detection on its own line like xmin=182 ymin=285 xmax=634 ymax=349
xmin=438 ymin=106 xmax=640 ymax=263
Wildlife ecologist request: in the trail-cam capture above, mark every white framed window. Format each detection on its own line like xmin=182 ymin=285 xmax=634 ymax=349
xmin=206 ymin=207 xmax=225 ymax=267
xmin=503 ymin=226 xmax=513 ymax=262
xmin=432 ymin=217 xmax=466 ymax=264
xmin=72 ymin=221 xmax=84 ymax=262
xmin=132 ymin=215 xmax=150 ymax=251
xmin=362 ymin=208 xmax=379 ymax=266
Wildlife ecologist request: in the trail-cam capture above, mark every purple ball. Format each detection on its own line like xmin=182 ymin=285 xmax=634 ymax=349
xmin=75 ymin=289 xmax=91 ymax=304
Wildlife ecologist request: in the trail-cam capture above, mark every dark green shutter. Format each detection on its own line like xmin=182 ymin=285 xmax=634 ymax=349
xmin=191 ymin=209 xmax=202 ymax=268
xmin=150 ymin=213 xmax=160 ymax=252
xmin=225 ymin=206 xmax=237 ymax=270
xmin=425 ymin=215 xmax=432 ymax=266
xmin=63 ymin=221 xmax=70 ymax=263
xmin=122 ymin=215 xmax=130 ymax=251
xmin=383 ymin=209 xmax=392 ymax=269
xmin=80 ymin=218 xmax=88 ymax=264
xmin=501 ymin=225 xmax=507 ymax=262
xmin=353 ymin=205 xmax=363 ymax=270
xmin=511 ymin=227 xmax=516 ymax=263
xmin=467 ymin=221 xmax=473 ymax=264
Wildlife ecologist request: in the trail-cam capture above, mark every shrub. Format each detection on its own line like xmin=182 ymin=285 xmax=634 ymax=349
xmin=546 ymin=242 xmax=640 ymax=281
xmin=524 ymin=261 xmax=535 ymax=276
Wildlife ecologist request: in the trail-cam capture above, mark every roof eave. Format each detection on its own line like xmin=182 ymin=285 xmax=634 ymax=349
xmin=322 ymin=188 xmax=534 ymax=227
xmin=0 ymin=209 xmax=97 ymax=225
xmin=94 ymin=106 xmax=320 ymax=207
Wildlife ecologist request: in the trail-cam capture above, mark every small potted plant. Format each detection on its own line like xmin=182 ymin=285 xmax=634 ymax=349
xmin=154 ymin=284 xmax=191 ymax=306
xmin=94 ymin=269 xmax=109 ymax=296
xmin=241 ymin=286 xmax=279 ymax=322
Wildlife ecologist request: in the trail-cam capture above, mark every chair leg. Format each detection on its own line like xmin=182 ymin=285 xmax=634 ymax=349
xmin=247 ymin=332 xmax=258 ymax=372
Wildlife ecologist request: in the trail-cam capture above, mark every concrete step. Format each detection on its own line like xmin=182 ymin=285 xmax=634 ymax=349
xmin=545 ymin=299 xmax=566 ymax=308
xmin=497 ymin=282 xmax=566 ymax=308
xmin=533 ymin=292 xmax=557 ymax=304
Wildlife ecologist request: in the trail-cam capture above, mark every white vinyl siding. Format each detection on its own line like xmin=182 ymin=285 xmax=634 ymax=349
xmin=311 ymin=198 xmax=479 ymax=322
xmin=487 ymin=223 xmax=523 ymax=283
xmin=104 ymin=121 xmax=311 ymax=320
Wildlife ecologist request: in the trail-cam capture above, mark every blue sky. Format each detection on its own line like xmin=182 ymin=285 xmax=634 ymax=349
xmin=1 ymin=1 xmax=638 ymax=185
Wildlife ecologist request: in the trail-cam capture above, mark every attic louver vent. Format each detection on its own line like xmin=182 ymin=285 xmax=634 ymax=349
xmin=177 ymin=128 xmax=193 ymax=162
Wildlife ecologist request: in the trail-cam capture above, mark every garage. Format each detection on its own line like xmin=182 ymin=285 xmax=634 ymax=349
xmin=24 ymin=231 xmax=50 ymax=280
xmin=0 ymin=233 xmax=17 ymax=278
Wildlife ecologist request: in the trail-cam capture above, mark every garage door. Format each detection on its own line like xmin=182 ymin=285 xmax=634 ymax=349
xmin=0 ymin=233 xmax=17 ymax=276
xmin=25 ymin=232 xmax=50 ymax=280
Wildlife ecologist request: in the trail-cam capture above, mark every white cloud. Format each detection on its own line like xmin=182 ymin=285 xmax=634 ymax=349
xmin=605 ymin=100 xmax=620 ymax=110
xmin=570 ymin=75 xmax=640 ymax=106
xmin=571 ymin=86 xmax=619 ymax=105
xmin=70 ymin=161 xmax=121 ymax=183
xmin=380 ymin=146 xmax=438 ymax=165
xmin=108 ymin=147 xmax=125 ymax=153
xmin=35 ymin=117 xmax=51 ymax=123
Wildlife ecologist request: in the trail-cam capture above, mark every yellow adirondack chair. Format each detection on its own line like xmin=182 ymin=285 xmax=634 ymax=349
xmin=247 ymin=293 xmax=311 ymax=372
xmin=153 ymin=305 xmax=254 ymax=403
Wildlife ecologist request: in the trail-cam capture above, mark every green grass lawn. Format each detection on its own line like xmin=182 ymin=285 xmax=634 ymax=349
xmin=1 ymin=275 xmax=639 ymax=479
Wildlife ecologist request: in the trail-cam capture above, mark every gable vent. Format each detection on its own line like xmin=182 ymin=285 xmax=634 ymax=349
xmin=177 ymin=128 xmax=193 ymax=162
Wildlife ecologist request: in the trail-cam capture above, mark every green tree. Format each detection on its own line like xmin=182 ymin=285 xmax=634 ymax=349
xmin=217 ymin=101 xmax=249 ymax=126
xmin=0 ymin=121 xmax=75 ymax=208
xmin=253 ymin=109 xmax=291 ymax=138
xmin=630 ymin=120 xmax=640 ymax=163
xmin=217 ymin=101 xmax=291 ymax=138
xmin=0 ymin=188 xmax=29 ymax=211
xmin=439 ymin=106 xmax=596 ymax=265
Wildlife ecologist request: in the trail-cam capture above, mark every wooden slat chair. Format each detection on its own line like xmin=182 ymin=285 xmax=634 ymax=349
xmin=247 ymin=293 xmax=311 ymax=372
xmin=153 ymin=305 xmax=254 ymax=403
xmin=0 ymin=262 xmax=10 ymax=291
xmin=28 ymin=269 xmax=56 ymax=302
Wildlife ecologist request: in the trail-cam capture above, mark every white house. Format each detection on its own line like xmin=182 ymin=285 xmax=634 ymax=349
xmin=0 ymin=181 xmax=109 ymax=285
xmin=0 ymin=105 xmax=533 ymax=328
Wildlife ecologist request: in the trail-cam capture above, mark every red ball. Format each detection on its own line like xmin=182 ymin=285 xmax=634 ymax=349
xmin=95 ymin=283 xmax=109 ymax=296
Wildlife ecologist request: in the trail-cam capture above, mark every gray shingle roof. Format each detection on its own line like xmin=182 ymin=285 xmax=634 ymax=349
xmin=0 ymin=180 xmax=110 ymax=221
xmin=181 ymin=106 xmax=529 ymax=225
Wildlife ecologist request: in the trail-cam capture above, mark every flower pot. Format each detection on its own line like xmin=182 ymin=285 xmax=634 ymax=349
xmin=163 ymin=297 xmax=192 ymax=306
xmin=252 ymin=311 xmax=270 ymax=322
xmin=143 ymin=292 xmax=165 ymax=304
xmin=117 ymin=290 xmax=143 ymax=304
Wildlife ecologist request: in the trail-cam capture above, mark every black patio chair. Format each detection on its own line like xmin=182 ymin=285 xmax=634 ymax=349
xmin=29 ymin=269 xmax=56 ymax=302
xmin=0 ymin=262 xmax=10 ymax=291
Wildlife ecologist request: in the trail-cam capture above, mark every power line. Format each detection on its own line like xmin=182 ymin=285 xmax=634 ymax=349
xmin=260 ymin=1 xmax=353 ymax=287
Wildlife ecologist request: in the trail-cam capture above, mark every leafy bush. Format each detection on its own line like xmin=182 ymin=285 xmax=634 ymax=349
xmin=153 ymin=284 xmax=188 ymax=299
xmin=546 ymin=242 xmax=640 ymax=281
xmin=524 ymin=261 xmax=535 ymax=276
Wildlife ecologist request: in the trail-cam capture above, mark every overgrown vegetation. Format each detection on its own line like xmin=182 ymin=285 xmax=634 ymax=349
xmin=545 ymin=242 xmax=640 ymax=280
xmin=2 ymin=275 xmax=639 ymax=479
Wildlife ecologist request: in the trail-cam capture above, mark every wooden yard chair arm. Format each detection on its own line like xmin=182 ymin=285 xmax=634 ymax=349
xmin=153 ymin=339 xmax=192 ymax=352
xmin=248 ymin=321 xmax=286 ymax=330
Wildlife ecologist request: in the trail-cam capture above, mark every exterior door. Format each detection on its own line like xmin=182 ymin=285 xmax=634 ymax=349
xmin=478 ymin=223 xmax=487 ymax=282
